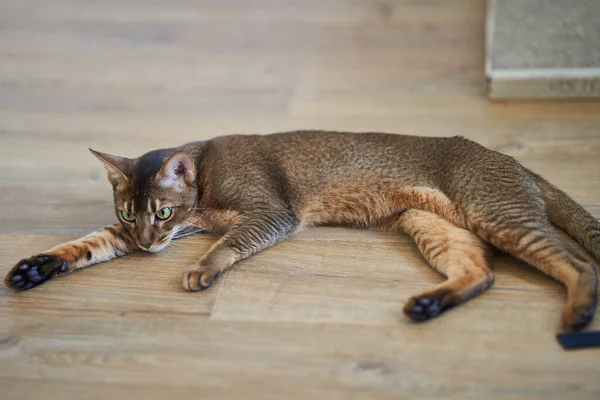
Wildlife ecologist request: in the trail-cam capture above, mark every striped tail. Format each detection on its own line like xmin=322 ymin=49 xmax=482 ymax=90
xmin=528 ymin=169 xmax=600 ymax=263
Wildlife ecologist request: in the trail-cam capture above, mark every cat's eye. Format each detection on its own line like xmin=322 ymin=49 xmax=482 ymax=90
xmin=121 ymin=210 xmax=136 ymax=222
xmin=156 ymin=207 xmax=173 ymax=221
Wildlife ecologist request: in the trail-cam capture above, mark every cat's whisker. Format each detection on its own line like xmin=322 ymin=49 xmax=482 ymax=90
xmin=181 ymin=218 xmax=206 ymax=229
xmin=175 ymin=225 xmax=201 ymax=234
xmin=185 ymin=223 xmax=204 ymax=230
xmin=172 ymin=227 xmax=207 ymax=240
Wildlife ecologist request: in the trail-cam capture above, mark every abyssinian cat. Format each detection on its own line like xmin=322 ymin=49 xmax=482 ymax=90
xmin=4 ymin=131 xmax=599 ymax=331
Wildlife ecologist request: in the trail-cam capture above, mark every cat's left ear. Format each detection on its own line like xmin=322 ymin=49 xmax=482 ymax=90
xmin=89 ymin=148 xmax=132 ymax=188
xmin=155 ymin=152 xmax=196 ymax=188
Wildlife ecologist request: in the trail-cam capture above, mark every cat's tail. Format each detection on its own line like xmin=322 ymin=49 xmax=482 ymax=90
xmin=528 ymin=169 xmax=600 ymax=263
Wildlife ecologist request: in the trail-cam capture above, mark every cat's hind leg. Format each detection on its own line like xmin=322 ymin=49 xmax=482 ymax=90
xmin=392 ymin=209 xmax=495 ymax=322
xmin=472 ymin=217 xmax=597 ymax=331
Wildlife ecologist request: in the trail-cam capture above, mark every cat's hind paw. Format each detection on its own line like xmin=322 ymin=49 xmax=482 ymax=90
xmin=562 ymin=300 xmax=596 ymax=331
xmin=4 ymin=254 xmax=69 ymax=291
xmin=403 ymin=288 xmax=460 ymax=322
xmin=403 ymin=295 xmax=444 ymax=322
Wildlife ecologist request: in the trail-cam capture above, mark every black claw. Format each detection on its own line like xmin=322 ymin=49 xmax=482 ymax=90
xmin=11 ymin=275 xmax=22 ymax=282
xmin=19 ymin=264 xmax=29 ymax=270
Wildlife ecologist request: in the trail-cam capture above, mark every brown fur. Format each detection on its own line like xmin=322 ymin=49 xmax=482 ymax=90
xmin=395 ymin=210 xmax=494 ymax=319
xmin=5 ymin=131 xmax=599 ymax=331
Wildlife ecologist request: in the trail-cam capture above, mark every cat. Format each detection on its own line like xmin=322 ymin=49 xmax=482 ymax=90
xmin=4 ymin=131 xmax=599 ymax=331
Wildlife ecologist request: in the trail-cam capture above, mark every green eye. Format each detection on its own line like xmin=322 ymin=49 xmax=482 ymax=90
xmin=156 ymin=207 xmax=173 ymax=221
xmin=121 ymin=210 xmax=136 ymax=222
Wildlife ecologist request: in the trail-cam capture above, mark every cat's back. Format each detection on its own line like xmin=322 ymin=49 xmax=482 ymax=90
xmin=262 ymin=130 xmax=474 ymax=161
xmin=205 ymin=131 xmax=482 ymax=189
xmin=208 ymin=130 xmax=467 ymax=159
xmin=261 ymin=130 xmax=469 ymax=174
xmin=265 ymin=130 xmax=438 ymax=151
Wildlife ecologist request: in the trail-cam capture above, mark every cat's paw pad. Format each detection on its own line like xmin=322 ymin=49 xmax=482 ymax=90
xmin=403 ymin=295 xmax=443 ymax=322
xmin=4 ymin=254 xmax=69 ymax=291
xmin=563 ymin=301 xmax=596 ymax=331
xmin=182 ymin=264 xmax=222 ymax=291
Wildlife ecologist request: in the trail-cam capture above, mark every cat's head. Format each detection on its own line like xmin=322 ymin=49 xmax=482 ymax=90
xmin=90 ymin=148 xmax=198 ymax=253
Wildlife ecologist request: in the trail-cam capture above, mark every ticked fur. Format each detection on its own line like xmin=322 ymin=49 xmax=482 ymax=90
xmin=5 ymin=131 xmax=600 ymax=332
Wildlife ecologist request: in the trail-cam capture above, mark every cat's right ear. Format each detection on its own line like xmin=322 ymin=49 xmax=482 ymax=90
xmin=89 ymin=149 xmax=132 ymax=188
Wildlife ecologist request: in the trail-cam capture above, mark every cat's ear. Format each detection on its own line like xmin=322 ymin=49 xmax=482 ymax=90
xmin=89 ymin=148 xmax=132 ymax=188
xmin=155 ymin=152 xmax=196 ymax=188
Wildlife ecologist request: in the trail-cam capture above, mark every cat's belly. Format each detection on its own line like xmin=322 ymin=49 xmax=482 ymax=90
xmin=300 ymin=184 xmax=463 ymax=229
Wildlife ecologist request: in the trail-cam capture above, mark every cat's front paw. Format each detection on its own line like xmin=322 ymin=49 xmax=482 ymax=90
xmin=4 ymin=254 xmax=69 ymax=291
xmin=182 ymin=263 xmax=222 ymax=291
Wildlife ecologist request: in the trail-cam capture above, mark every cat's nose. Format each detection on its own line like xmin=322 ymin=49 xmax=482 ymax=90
xmin=138 ymin=240 xmax=153 ymax=250
xmin=137 ymin=230 xmax=154 ymax=250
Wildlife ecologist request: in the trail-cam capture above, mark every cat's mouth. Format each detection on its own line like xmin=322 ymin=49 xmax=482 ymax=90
xmin=138 ymin=234 xmax=172 ymax=253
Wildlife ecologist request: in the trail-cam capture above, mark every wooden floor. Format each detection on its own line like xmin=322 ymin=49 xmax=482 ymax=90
xmin=1 ymin=1 xmax=600 ymax=399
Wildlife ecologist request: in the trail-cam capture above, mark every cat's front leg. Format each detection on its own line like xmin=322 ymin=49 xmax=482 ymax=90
xmin=5 ymin=224 xmax=137 ymax=291
xmin=182 ymin=212 xmax=298 ymax=291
